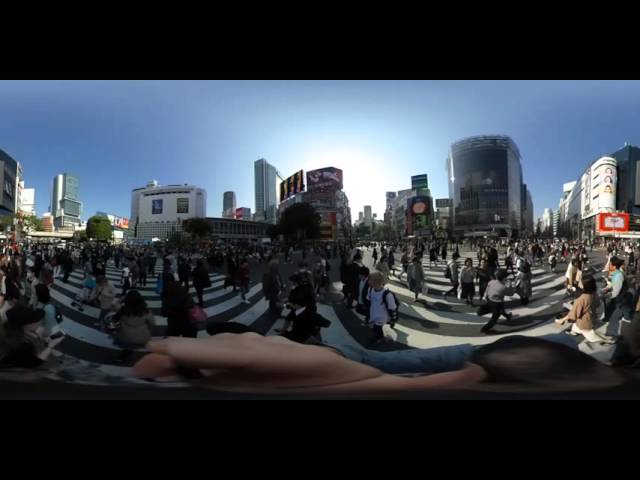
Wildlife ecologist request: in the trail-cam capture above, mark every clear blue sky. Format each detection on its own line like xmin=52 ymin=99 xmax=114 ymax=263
xmin=1 ymin=80 xmax=639 ymax=222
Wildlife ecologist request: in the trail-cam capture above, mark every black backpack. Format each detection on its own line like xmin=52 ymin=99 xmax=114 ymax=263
xmin=522 ymin=259 xmax=531 ymax=274
xmin=382 ymin=289 xmax=400 ymax=328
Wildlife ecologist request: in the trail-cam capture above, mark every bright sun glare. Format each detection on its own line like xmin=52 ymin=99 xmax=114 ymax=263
xmin=301 ymin=148 xmax=393 ymax=218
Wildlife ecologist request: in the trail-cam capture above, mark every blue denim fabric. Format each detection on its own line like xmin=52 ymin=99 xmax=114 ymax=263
xmin=328 ymin=343 xmax=475 ymax=375
xmin=328 ymin=333 xmax=579 ymax=375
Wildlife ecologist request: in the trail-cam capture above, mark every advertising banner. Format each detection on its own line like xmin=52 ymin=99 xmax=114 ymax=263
xmin=113 ymin=217 xmax=130 ymax=229
xmin=407 ymin=196 xmax=432 ymax=236
xmin=306 ymin=167 xmax=343 ymax=192
xmin=598 ymin=213 xmax=629 ymax=232
xmin=280 ymin=170 xmax=305 ymax=202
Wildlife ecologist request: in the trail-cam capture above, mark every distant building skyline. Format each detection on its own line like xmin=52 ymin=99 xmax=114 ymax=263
xmin=3 ymin=81 xmax=640 ymax=221
xmin=254 ymin=158 xmax=283 ymax=224
xmin=51 ymin=172 xmax=82 ymax=231
xmin=223 ymin=191 xmax=236 ymax=218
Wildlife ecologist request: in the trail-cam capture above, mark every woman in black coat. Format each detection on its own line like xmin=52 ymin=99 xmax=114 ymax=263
xmin=161 ymin=276 xmax=196 ymax=338
xmin=192 ymin=259 xmax=211 ymax=307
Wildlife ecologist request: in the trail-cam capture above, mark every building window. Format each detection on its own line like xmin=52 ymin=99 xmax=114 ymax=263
xmin=177 ymin=198 xmax=189 ymax=214
xmin=152 ymin=199 xmax=163 ymax=214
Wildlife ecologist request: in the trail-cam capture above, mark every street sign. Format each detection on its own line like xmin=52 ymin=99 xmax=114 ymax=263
xmin=411 ymin=174 xmax=428 ymax=190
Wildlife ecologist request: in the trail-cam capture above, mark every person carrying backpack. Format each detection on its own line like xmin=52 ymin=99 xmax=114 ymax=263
xmin=366 ymin=271 xmax=398 ymax=345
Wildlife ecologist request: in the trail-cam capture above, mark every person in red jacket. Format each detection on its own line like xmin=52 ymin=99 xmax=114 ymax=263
xmin=235 ymin=258 xmax=251 ymax=304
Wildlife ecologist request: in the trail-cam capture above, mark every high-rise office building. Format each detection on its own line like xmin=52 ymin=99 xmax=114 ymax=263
xmin=0 ymin=149 xmax=18 ymax=217
xmin=19 ymin=186 xmax=35 ymax=215
xmin=223 ymin=191 xmax=236 ymax=218
xmin=51 ymin=173 xmax=82 ymax=231
xmin=254 ymin=158 xmax=283 ymax=224
xmin=521 ymin=184 xmax=534 ymax=236
xmin=611 ymin=144 xmax=640 ymax=215
xmin=447 ymin=135 xmax=524 ymax=238
xmin=363 ymin=205 xmax=372 ymax=227
xmin=358 ymin=212 xmax=364 ymax=221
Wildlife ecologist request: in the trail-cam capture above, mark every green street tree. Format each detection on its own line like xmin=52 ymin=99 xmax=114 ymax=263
xmin=86 ymin=215 xmax=113 ymax=242
xmin=21 ymin=214 xmax=42 ymax=232
xmin=278 ymin=203 xmax=321 ymax=241
xmin=266 ymin=223 xmax=283 ymax=239
xmin=183 ymin=218 xmax=213 ymax=240
xmin=373 ymin=224 xmax=395 ymax=241
xmin=354 ymin=223 xmax=371 ymax=239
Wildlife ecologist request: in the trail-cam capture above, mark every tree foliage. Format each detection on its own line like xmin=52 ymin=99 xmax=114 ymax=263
xmin=277 ymin=203 xmax=321 ymax=241
xmin=183 ymin=218 xmax=213 ymax=240
xmin=86 ymin=216 xmax=113 ymax=242
xmin=354 ymin=223 xmax=371 ymax=239
xmin=20 ymin=214 xmax=42 ymax=232
xmin=373 ymin=224 xmax=395 ymax=241
xmin=266 ymin=224 xmax=283 ymax=239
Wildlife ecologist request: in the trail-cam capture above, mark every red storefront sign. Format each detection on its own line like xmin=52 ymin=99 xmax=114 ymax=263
xmin=598 ymin=213 xmax=629 ymax=232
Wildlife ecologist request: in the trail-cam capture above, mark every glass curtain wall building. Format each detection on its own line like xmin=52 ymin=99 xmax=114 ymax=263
xmin=447 ymin=135 xmax=523 ymax=238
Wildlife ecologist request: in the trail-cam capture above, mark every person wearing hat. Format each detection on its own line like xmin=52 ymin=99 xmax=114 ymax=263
xmin=0 ymin=305 xmax=64 ymax=368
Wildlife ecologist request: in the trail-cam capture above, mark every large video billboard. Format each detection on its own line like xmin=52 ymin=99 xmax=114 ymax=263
xmin=307 ymin=167 xmax=343 ymax=192
xmin=98 ymin=212 xmax=130 ymax=229
xmin=407 ymin=196 xmax=432 ymax=236
xmin=280 ymin=170 xmax=305 ymax=203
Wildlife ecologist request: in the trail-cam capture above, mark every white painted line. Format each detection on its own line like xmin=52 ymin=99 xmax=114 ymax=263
xmin=317 ymin=304 xmax=361 ymax=348
xmin=49 ymin=285 xmax=167 ymax=326
xmin=204 ymin=283 xmax=263 ymax=317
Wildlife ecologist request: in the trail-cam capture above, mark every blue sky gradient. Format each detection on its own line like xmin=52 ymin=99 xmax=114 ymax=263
xmin=1 ymin=80 xmax=639 ymax=221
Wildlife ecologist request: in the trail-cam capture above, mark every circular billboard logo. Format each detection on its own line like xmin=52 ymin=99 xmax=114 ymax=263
xmin=413 ymin=202 xmax=426 ymax=214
